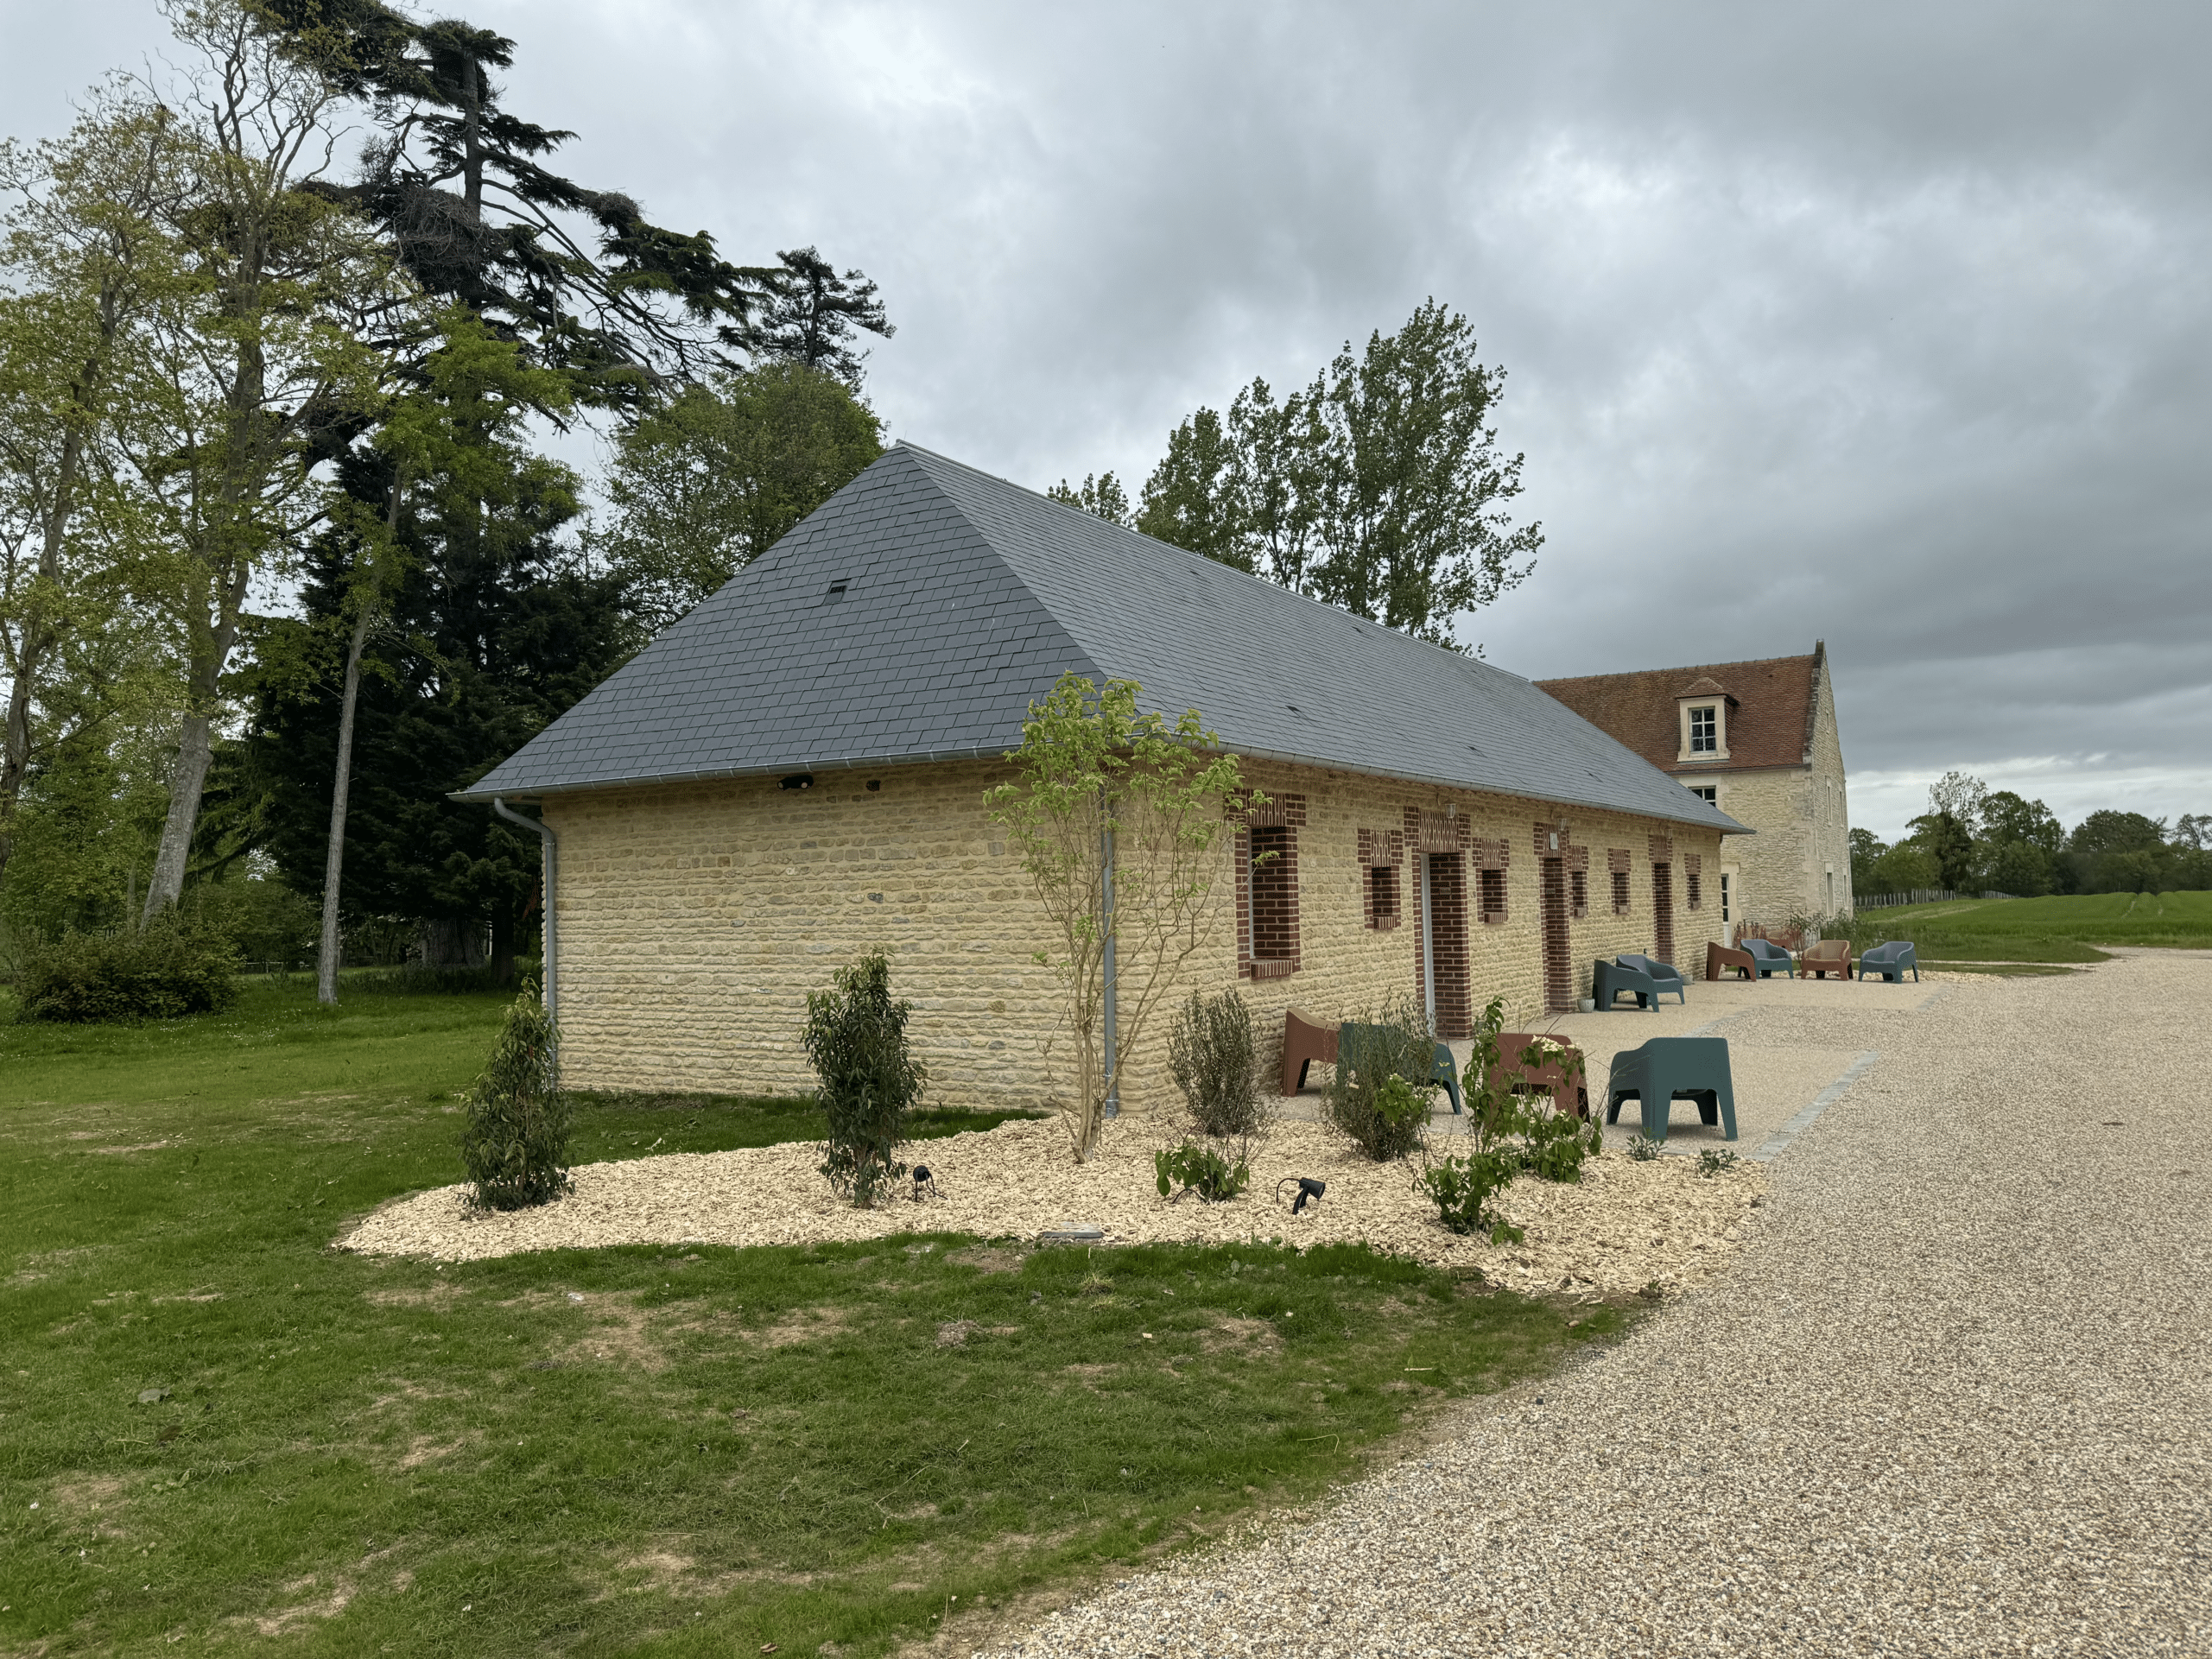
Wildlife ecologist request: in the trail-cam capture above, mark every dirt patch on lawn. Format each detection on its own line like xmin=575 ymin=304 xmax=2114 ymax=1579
xmin=363 ymin=1281 xmax=470 ymax=1308
xmin=1199 ymin=1316 xmax=1286 ymax=1358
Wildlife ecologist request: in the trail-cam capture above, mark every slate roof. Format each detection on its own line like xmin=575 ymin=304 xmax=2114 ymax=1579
xmin=1536 ymin=649 xmax=1825 ymax=775
xmin=460 ymin=444 xmax=1742 ymax=835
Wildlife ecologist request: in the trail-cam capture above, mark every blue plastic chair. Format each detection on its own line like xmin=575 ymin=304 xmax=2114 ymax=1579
xmin=1593 ymin=958 xmax=1661 ymax=1010
xmin=1616 ymin=953 xmax=1688 ymax=1005
xmin=1857 ymin=940 xmax=1919 ymax=983
xmin=1604 ymin=1037 xmax=1739 ymax=1143
xmin=1741 ymin=939 xmax=1796 ymax=978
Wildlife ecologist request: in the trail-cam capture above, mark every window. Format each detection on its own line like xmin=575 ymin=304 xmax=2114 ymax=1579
xmin=1569 ymin=868 xmax=1588 ymax=920
xmin=1721 ymin=871 xmax=1732 ymax=923
xmin=1366 ymin=862 xmax=1400 ymax=930
xmin=1689 ymin=785 xmax=1717 ymax=804
xmin=1688 ymin=869 xmax=1702 ymax=910
xmin=1611 ymin=868 xmax=1632 ymax=915
xmin=1248 ymin=824 xmax=1296 ymax=971
xmin=1689 ymin=706 xmax=1717 ymax=753
xmin=1478 ymin=867 xmax=1507 ymax=923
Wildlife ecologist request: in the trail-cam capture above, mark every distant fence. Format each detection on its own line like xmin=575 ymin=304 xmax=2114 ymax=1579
xmin=1855 ymin=889 xmax=1961 ymax=909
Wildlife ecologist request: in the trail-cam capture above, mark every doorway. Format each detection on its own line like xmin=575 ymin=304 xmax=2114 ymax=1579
xmin=1540 ymin=856 xmax=1572 ymax=1013
xmin=1417 ymin=852 xmax=1470 ymax=1038
xmin=1651 ymin=862 xmax=1675 ymax=966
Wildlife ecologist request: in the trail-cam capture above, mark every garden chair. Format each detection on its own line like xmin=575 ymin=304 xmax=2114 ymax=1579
xmin=1706 ymin=940 xmax=1759 ymax=981
xmin=1740 ymin=938 xmax=1795 ymax=978
xmin=1616 ymin=953 xmax=1688 ymax=1004
xmin=1800 ymin=939 xmax=1854 ymax=980
xmin=1593 ymin=958 xmax=1662 ymax=1010
xmin=1490 ymin=1034 xmax=1590 ymax=1119
xmin=1857 ymin=940 xmax=1919 ymax=983
xmin=1335 ymin=1023 xmax=1463 ymax=1114
xmin=1280 ymin=1007 xmax=1339 ymax=1095
xmin=1604 ymin=1036 xmax=1739 ymax=1143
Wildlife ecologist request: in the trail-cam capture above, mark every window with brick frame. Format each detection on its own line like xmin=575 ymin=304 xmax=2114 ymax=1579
xmin=1611 ymin=867 xmax=1632 ymax=915
xmin=1366 ymin=862 xmax=1400 ymax=929
xmin=1478 ymin=866 xmax=1507 ymax=923
xmin=1570 ymin=868 xmax=1588 ymax=920
xmin=1247 ymin=823 xmax=1297 ymax=973
xmin=1686 ymin=852 xmax=1702 ymax=911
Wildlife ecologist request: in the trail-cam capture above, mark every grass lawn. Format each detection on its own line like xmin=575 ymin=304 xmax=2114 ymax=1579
xmin=0 ymin=981 xmax=1622 ymax=1655
xmin=1865 ymin=890 xmax=2212 ymax=962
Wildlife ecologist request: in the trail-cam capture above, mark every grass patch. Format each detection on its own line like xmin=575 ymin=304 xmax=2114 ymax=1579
xmin=1865 ymin=890 xmax=2212 ymax=961
xmin=0 ymin=981 xmax=1620 ymax=1655
xmin=1922 ymin=961 xmax=2081 ymax=977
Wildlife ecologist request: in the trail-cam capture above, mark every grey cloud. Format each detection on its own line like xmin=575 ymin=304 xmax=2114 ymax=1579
xmin=5 ymin=0 xmax=2205 ymax=841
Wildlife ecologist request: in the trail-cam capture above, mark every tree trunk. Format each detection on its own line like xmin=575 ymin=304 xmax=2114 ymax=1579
xmin=0 ymin=415 xmax=89 ymax=895
xmin=489 ymin=902 xmax=515 ymax=986
xmin=142 ymin=712 xmax=214 ymax=923
xmin=315 ymin=601 xmax=374 ymax=1003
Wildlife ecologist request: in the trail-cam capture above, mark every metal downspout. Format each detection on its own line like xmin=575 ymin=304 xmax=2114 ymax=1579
xmin=491 ymin=798 xmax=558 ymax=1023
xmin=1101 ymin=822 xmax=1118 ymax=1120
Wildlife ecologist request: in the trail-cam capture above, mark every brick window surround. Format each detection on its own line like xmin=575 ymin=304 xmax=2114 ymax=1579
xmin=1357 ymin=826 xmax=1406 ymax=931
xmin=1609 ymin=848 xmax=1632 ymax=915
xmin=1367 ymin=864 xmax=1401 ymax=928
xmin=1477 ymin=866 xmax=1507 ymax=923
xmin=1236 ymin=793 xmax=1306 ymax=979
xmin=1570 ymin=868 xmax=1588 ymax=920
xmin=1685 ymin=852 xmax=1702 ymax=912
xmin=1471 ymin=837 xmax=1509 ymax=923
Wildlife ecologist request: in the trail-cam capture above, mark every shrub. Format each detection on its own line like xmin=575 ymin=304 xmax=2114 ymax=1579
xmin=13 ymin=911 xmax=238 ymax=1023
xmin=1626 ymin=1134 xmax=1661 ymax=1162
xmin=1153 ymin=1139 xmax=1251 ymax=1202
xmin=460 ymin=982 xmax=572 ymax=1211
xmin=1696 ymin=1149 xmax=1740 ymax=1179
xmin=1166 ymin=988 xmax=1267 ymax=1139
xmin=1324 ymin=1000 xmax=1435 ymax=1162
xmin=1415 ymin=1148 xmax=1525 ymax=1242
xmin=802 ymin=952 xmax=928 ymax=1206
xmin=1417 ymin=998 xmax=1600 ymax=1238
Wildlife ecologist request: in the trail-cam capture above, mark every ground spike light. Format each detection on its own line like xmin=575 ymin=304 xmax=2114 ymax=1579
xmin=1277 ymin=1177 xmax=1327 ymax=1215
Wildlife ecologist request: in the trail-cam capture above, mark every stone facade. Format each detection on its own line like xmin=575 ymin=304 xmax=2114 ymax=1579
xmin=542 ymin=755 xmax=1726 ymax=1120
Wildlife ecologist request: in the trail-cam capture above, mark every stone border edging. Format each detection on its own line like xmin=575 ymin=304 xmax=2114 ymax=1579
xmin=1747 ymin=1050 xmax=1879 ymax=1164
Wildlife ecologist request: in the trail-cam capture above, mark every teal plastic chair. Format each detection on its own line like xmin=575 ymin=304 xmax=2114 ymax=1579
xmin=1615 ymin=953 xmax=1687 ymax=1004
xmin=1604 ymin=1037 xmax=1738 ymax=1143
xmin=1740 ymin=938 xmax=1795 ymax=978
xmin=1858 ymin=940 xmax=1919 ymax=983
xmin=1336 ymin=1023 xmax=1461 ymax=1114
xmin=1593 ymin=958 xmax=1661 ymax=1010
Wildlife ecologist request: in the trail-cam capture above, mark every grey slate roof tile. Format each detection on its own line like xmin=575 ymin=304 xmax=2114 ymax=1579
xmin=460 ymin=444 xmax=1740 ymax=835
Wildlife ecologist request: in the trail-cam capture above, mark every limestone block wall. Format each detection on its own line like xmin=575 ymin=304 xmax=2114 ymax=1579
xmin=1707 ymin=767 xmax=1810 ymax=928
xmin=542 ymin=756 xmax=1725 ymax=1122
xmin=1809 ymin=666 xmax=1855 ymax=916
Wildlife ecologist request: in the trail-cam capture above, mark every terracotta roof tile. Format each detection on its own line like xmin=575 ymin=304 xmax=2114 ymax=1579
xmin=1535 ymin=652 xmax=1821 ymax=773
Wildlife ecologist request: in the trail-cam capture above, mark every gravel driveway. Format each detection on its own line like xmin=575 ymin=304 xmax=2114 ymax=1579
xmin=989 ymin=951 xmax=2212 ymax=1657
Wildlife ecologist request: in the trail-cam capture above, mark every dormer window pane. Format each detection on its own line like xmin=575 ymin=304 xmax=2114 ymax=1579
xmin=1689 ymin=706 xmax=1718 ymax=753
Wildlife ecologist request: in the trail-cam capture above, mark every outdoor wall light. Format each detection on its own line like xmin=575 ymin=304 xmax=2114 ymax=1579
xmin=1277 ymin=1177 xmax=1327 ymax=1214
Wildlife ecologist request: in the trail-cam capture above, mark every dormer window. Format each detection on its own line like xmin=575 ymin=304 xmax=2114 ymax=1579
xmin=1689 ymin=706 xmax=1717 ymax=753
xmin=1674 ymin=680 xmax=1733 ymax=763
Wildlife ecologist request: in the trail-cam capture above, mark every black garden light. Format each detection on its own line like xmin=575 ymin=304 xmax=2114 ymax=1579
xmin=911 ymin=1164 xmax=938 ymax=1201
xmin=1276 ymin=1176 xmax=1327 ymax=1215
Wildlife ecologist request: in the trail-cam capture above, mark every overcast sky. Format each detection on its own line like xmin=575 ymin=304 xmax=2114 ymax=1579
xmin=7 ymin=1 xmax=2208 ymax=842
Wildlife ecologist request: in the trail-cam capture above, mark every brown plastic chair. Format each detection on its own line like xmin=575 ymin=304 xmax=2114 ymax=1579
xmin=1281 ymin=1007 xmax=1339 ymax=1095
xmin=1800 ymin=939 xmax=1854 ymax=980
xmin=1490 ymin=1034 xmax=1591 ymax=1119
xmin=1706 ymin=940 xmax=1758 ymax=981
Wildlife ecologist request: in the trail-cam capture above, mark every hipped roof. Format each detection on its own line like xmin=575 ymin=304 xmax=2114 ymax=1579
xmin=461 ymin=444 xmax=1742 ymax=835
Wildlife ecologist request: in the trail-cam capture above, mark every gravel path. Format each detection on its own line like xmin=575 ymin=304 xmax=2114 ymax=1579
xmin=986 ymin=952 xmax=2212 ymax=1657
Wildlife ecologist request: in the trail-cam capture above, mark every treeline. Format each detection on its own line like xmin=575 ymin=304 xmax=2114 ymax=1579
xmin=1852 ymin=772 xmax=2210 ymax=899
xmin=0 ymin=0 xmax=890 ymax=994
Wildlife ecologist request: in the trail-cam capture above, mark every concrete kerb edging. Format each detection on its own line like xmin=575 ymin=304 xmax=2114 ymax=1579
xmin=1748 ymin=1050 xmax=1879 ymax=1164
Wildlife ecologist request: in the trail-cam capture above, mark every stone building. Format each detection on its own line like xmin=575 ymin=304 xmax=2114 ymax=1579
xmin=462 ymin=445 xmax=1741 ymax=1116
xmin=1535 ymin=647 xmax=1853 ymax=931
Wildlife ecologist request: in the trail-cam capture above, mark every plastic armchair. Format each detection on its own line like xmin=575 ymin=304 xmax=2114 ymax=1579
xmin=1604 ymin=1037 xmax=1739 ymax=1143
xmin=1857 ymin=940 xmax=1919 ymax=983
xmin=1616 ymin=953 xmax=1688 ymax=1005
xmin=1593 ymin=958 xmax=1661 ymax=1010
xmin=1740 ymin=939 xmax=1796 ymax=978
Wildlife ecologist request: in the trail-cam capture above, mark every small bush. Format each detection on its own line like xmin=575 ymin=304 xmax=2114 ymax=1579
xmin=460 ymin=982 xmax=571 ymax=1211
xmin=802 ymin=952 xmax=928 ymax=1206
xmin=1696 ymin=1149 xmax=1740 ymax=1178
xmin=1415 ymin=1149 xmax=1525 ymax=1241
xmin=13 ymin=911 xmax=238 ymax=1023
xmin=1166 ymin=989 xmax=1267 ymax=1139
xmin=1626 ymin=1134 xmax=1661 ymax=1162
xmin=1154 ymin=1140 xmax=1251 ymax=1202
xmin=1417 ymin=997 xmax=1600 ymax=1238
xmin=1324 ymin=998 xmax=1436 ymax=1162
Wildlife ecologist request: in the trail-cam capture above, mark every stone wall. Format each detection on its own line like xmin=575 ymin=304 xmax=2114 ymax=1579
xmin=1703 ymin=657 xmax=1854 ymax=926
xmin=542 ymin=756 xmax=1727 ymax=1121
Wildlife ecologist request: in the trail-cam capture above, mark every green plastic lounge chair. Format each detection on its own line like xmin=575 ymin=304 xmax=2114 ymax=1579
xmin=1616 ymin=953 xmax=1687 ymax=1005
xmin=1740 ymin=939 xmax=1795 ymax=978
xmin=1604 ymin=1037 xmax=1738 ymax=1143
xmin=1592 ymin=958 xmax=1661 ymax=1010
xmin=1857 ymin=940 xmax=1919 ymax=983
xmin=1335 ymin=1023 xmax=1462 ymax=1113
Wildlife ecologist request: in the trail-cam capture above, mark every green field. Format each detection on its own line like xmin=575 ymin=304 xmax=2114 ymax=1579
xmin=1862 ymin=890 xmax=2212 ymax=962
xmin=0 ymin=982 xmax=1615 ymax=1655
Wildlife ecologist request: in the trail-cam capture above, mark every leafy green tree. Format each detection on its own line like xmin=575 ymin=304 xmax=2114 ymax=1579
xmin=1981 ymin=839 xmax=2056 ymax=897
xmin=2069 ymin=809 xmax=2166 ymax=857
xmin=1120 ymin=301 xmax=1541 ymax=645
xmin=1907 ymin=811 xmax=1976 ymax=892
xmin=1972 ymin=789 xmax=2063 ymax=896
xmin=596 ymin=364 xmax=882 ymax=635
xmin=984 ymin=675 xmax=1248 ymax=1162
xmin=1848 ymin=826 xmax=1886 ymax=894
xmin=1047 ymin=471 xmax=1132 ymax=528
xmin=1867 ymin=840 xmax=1942 ymax=896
